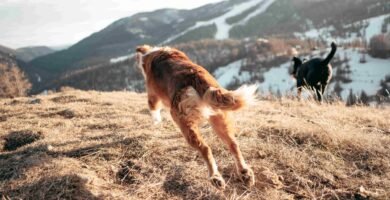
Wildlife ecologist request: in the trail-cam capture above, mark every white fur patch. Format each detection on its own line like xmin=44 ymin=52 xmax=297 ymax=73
xmin=210 ymin=162 xmax=219 ymax=176
xmin=233 ymin=84 xmax=258 ymax=105
xmin=144 ymin=46 xmax=172 ymax=56
xmin=150 ymin=109 xmax=162 ymax=125
xmin=179 ymin=87 xmax=216 ymax=119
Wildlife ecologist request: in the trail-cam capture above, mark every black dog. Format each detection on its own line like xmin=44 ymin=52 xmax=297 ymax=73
xmin=291 ymin=42 xmax=337 ymax=101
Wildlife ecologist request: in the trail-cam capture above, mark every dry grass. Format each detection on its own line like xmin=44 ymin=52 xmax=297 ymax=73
xmin=0 ymin=89 xmax=389 ymax=200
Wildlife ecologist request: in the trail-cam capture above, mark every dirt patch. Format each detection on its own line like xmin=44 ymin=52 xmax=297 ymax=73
xmin=116 ymin=160 xmax=145 ymax=185
xmin=138 ymin=108 xmax=150 ymax=115
xmin=3 ymin=130 xmax=43 ymax=151
xmin=255 ymin=166 xmax=284 ymax=189
xmin=51 ymin=95 xmax=91 ymax=104
xmin=0 ymin=115 xmax=6 ymax=122
xmin=4 ymin=99 xmax=22 ymax=105
xmin=27 ymin=98 xmax=41 ymax=104
xmin=86 ymin=123 xmax=123 ymax=130
xmin=57 ymin=109 xmax=76 ymax=119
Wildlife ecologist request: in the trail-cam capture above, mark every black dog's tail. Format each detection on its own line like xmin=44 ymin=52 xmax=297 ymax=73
xmin=322 ymin=42 xmax=337 ymax=65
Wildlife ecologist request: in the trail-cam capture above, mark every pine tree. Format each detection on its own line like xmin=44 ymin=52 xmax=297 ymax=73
xmin=334 ymin=82 xmax=343 ymax=97
xmin=346 ymin=89 xmax=357 ymax=106
xmin=359 ymin=91 xmax=370 ymax=105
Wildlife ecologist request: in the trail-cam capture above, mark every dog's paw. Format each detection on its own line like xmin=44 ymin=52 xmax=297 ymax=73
xmin=152 ymin=118 xmax=162 ymax=125
xmin=210 ymin=174 xmax=226 ymax=190
xmin=239 ymin=168 xmax=255 ymax=187
xmin=150 ymin=110 xmax=162 ymax=125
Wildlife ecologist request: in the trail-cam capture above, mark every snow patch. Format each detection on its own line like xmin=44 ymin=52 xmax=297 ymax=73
xmin=163 ymin=0 xmax=275 ymax=43
xmin=258 ymin=62 xmax=295 ymax=94
xmin=298 ymin=14 xmax=390 ymax=44
xmin=337 ymin=49 xmax=390 ymax=99
xmin=214 ymin=59 xmax=244 ymax=87
xmin=110 ymin=53 xmax=134 ymax=63
xmin=365 ymin=14 xmax=389 ymax=40
xmin=237 ymin=0 xmax=275 ymax=25
xmin=139 ymin=17 xmax=149 ymax=22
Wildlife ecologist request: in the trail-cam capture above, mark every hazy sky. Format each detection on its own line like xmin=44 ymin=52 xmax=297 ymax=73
xmin=0 ymin=0 xmax=222 ymax=49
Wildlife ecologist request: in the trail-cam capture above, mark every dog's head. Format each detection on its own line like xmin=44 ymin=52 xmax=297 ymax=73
xmin=136 ymin=45 xmax=152 ymax=55
xmin=291 ymin=57 xmax=302 ymax=78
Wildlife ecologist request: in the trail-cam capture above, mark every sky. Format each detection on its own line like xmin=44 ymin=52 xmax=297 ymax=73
xmin=0 ymin=0 xmax=222 ymax=49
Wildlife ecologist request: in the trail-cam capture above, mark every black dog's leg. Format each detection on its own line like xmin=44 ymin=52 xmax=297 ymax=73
xmin=315 ymin=85 xmax=322 ymax=102
xmin=321 ymin=84 xmax=327 ymax=97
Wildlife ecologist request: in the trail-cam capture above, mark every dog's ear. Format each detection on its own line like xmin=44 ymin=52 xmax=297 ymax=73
xmin=136 ymin=45 xmax=151 ymax=54
xmin=292 ymin=57 xmax=302 ymax=65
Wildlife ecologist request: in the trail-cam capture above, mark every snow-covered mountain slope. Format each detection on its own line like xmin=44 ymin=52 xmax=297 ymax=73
xmin=214 ymin=48 xmax=390 ymax=101
xmin=300 ymin=14 xmax=390 ymax=44
xmin=257 ymin=62 xmax=295 ymax=95
xmin=28 ymin=0 xmax=390 ymax=96
xmin=334 ymin=49 xmax=390 ymax=99
xmin=164 ymin=0 xmax=275 ymax=43
xmin=214 ymin=59 xmax=250 ymax=87
xmin=112 ymin=0 xmax=276 ymax=63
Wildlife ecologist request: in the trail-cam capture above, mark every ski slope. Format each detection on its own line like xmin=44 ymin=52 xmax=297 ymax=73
xmin=300 ymin=14 xmax=390 ymax=44
xmin=111 ymin=0 xmax=276 ymax=63
xmin=163 ymin=0 xmax=275 ymax=43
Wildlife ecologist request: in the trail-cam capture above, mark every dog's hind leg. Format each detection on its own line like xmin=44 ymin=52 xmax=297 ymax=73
xmin=209 ymin=112 xmax=255 ymax=187
xmin=170 ymin=108 xmax=225 ymax=189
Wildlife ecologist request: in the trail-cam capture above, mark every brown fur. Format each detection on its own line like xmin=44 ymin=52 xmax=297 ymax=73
xmin=136 ymin=45 xmax=256 ymax=189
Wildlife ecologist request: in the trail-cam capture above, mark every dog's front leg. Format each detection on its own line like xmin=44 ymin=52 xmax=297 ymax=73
xmin=148 ymin=94 xmax=162 ymax=124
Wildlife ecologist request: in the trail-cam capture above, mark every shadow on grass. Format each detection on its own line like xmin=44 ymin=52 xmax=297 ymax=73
xmin=162 ymin=167 xmax=224 ymax=200
xmin=0 ymin=136 xmax=146 ymax=182
xmin=2 ymin=130 xmax=43 ymax=151
xmin=1 ymin=174 xmax=102 ymax=200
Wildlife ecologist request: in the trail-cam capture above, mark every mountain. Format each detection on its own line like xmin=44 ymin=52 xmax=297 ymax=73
xmin=15 ymin=46 xmax=56 ymax=62
xmin=26 ymin=0 xmax=390 ymax=100
xmin=29 ymin=0 xmax=389 ymax=76
xmin=0 ymin=45 xmax=51 ymax=92
xmin=29 ymin=0 xmax=243 ymax=74
xmin=0 ymin=45 xmax=16 ymax=55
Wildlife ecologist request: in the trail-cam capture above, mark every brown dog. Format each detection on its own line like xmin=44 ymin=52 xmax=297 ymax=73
xmin=135 ymin=45 xmax=257 ymax=189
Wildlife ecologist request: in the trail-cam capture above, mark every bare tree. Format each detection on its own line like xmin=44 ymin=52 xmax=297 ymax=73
xmin=0 ymin=63 xmax=31 ymax=98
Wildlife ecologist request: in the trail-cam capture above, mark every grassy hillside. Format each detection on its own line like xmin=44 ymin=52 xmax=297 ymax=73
xmin=0 ymin=89 xmax=389 ymax=199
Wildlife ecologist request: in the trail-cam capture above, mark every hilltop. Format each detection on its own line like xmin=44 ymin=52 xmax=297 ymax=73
xmin=1 ymin=89 xmax=389 ymax=199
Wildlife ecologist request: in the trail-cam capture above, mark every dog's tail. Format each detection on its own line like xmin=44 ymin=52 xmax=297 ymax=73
xmin=322 ymin=42 xmax=337 ymax=65
xmin=202 ymin=84 xmax=258 ymax=111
